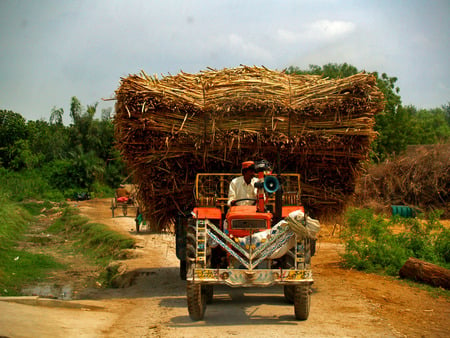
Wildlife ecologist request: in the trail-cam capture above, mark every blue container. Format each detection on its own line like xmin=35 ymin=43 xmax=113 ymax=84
xmin=391 ymin=205 xmax=415 ymax=218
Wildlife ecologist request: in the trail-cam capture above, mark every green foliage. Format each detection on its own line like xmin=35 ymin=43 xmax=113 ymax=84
xmin=409 ymin=106 xmax=450 ymax=144
xmin=89 ymin=181 xmax=115 ymax=198
xmin=48 ymin=207 xmax=134 ymax=263
xmin=0 ymin=110 xmax=28 ymax=167
xmin=286 ymin=63 xmax=359 ymax=78
xmin=27 ymin=119 xmax=69 ymax=163
xmin=49 ymin=106 xmax=64 ymax=126
xmin=70 ymin=96 xmax=83 ymax=124
xmin=1 ymin=97 xmax=127 ymax=198
xmin=341 ymin=208 xmax=449 ymax=276
xmin=0 ymin=249 xmax=64 ymax=296
xmin=443 ymin=103 xmax=450 ymax=125
xmin=0 ymin=167 xmax=64 ymax=202
xmin=434 ymin=228 xmax=450 ymax=263
xmin=8 ymin=139 xmax=43 ymax=170
xmin=0 ymin=196 xmax=32 ymax=248
xmin=21 ymin=200 xmax=55 ymax=216
xmin=0 ymin=198 xmax=64 ymax=296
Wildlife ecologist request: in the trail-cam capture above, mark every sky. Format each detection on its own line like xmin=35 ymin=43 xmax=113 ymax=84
xmin=0 ymin=0 xmax=449 ymax=124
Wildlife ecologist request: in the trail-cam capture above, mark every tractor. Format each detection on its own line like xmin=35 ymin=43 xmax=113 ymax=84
xmin=175 ymin=160 xmax=318 ymax=321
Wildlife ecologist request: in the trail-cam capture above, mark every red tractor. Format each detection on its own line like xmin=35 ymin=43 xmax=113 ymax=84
xmin=175 ymin=161 xmax=317 ymax=320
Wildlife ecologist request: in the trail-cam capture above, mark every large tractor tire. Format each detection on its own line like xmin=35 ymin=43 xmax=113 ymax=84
xmin=294 ymin=283 xmax=311 ymax=320
xmin=204 ymin=285 xmax=214 ymax=304
xmin=282 ymin=252 xmax=295 ymax=304
xmin=187 ymin=282 xmax=206 ymax=321
xmin=179 ymin=260 xmax=187 ymax=280
xmin=186 ymin=222 xmax=196 ymax=261
xmin=283 ymin=285 xmax=295 ymax=304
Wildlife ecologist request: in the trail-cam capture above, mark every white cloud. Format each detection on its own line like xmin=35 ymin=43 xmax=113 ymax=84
xmin=228 ymin=34 xmax=273 ymax=62
xmin=277 ymin=29 xmax=298 ymax=43
xmin=305 ymin=20 xmax=355 ymax=39
xmin=277 ymin=20 xmax=356 ymax=44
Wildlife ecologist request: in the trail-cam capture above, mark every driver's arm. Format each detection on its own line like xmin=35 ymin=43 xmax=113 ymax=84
xmin=228 ymin=179 xmax=237 ymax=206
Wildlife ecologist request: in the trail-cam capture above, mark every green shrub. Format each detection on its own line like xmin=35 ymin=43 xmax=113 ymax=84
xmin=434 ymin=228 xmax=450 ymax=263
xmin=48 ymin=207 xmax=134 ymax=264
xmin=89 ymin=181 xmax=114 ymax=198
xmin=0 ymin=197 xmax=32 ymax=250
xmin=341 ymin=208 xmax=449 ymax=275
xmin=0 ymin=168 xmax=64 ymax=202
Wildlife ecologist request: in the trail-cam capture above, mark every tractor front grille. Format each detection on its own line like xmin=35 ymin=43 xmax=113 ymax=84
xmin=231 ymin=219 xmax=267 ymax=230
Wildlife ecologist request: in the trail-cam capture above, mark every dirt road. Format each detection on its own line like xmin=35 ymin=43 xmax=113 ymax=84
xmin=1 ymin=198 xmax=449 ymax=337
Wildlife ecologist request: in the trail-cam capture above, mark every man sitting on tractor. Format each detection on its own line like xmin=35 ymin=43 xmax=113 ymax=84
xmin=228 ymin=161 xmax=258 ymax=206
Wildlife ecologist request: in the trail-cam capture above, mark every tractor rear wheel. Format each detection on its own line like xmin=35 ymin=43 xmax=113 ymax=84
xmin=179 ymin=260 xmax=187 ymax=280
xmin=294 ymin=283 xmax=311 ymax=320
xmin=187 ymin=282 xmax=206 ymax=321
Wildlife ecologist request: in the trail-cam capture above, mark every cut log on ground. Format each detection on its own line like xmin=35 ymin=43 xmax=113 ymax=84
xmin=399 ymin=257 xmax=450 ymax=289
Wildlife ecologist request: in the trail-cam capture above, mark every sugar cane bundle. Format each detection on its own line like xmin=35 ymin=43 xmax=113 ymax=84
xmin=114 ymin=66 xmax=384 ymax=230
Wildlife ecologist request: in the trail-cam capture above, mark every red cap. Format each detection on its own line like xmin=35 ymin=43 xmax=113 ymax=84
xmin=241 ymin=161 xmax=255 ymax=170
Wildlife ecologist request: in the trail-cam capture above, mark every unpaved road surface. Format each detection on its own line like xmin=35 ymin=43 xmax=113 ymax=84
xmin=1 ymin=198 xmax=449 ymax=337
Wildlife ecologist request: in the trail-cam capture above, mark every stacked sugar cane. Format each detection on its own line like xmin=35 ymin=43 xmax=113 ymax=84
xmin=114 ymin=66 xmax=384 ymax=229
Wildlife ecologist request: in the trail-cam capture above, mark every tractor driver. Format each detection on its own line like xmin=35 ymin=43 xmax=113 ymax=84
xmin=228 ymin=161 xmax=258 ymax=206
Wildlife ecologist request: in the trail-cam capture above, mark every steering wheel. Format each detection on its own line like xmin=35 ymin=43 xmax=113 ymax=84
xmin=232 ymin=198 xmax=257 ymax=206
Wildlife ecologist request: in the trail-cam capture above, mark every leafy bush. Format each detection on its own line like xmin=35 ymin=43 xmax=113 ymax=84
xmin=0 ymin=167 xmax=64 ymax=202
xmin=48 ymin=207 xmax=134 ymax=263
xmin=434 ymin=228 xmax=450 ymax=263
xmin=341 ymin=208 xmax=449 ymax=275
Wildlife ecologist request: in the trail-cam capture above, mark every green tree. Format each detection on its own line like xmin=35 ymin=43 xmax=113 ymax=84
xmin=26 ymin=120 xmax=69 ymax=163
xmin=70 ymin=96 xmax=83 ymax=124
xmin=370 ymin=72 xmax=403 ymax=160
xmin=287 ymin=63 xmax=359 ymax=78
xmin=49 ymin=107 xmax=64 ymax=126
xmin=0 ymin=110 xmax=28 ymax=167
xmin=443 ymin=103 xmax=450 ymax=125
xmin=68 ymin=145 xmax=105 ymax=189
xmin=8 ymin=139 xmax=43 ymax=170
xmin=101 ymin=107 xmax=112 ymax=121
xmin=411 ymin=107 xmax=450 ymax=144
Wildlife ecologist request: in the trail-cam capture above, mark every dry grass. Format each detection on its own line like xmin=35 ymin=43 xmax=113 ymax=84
xmin=355 ymin=144 xmax=450 ymax=215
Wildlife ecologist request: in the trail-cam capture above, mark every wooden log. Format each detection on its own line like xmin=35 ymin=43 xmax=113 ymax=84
xmin=399 ymin=257 xmax=450 ymax=289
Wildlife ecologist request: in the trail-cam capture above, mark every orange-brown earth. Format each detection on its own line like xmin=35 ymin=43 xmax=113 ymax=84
xmin=1 ymin=198 xmax=448 ymax=337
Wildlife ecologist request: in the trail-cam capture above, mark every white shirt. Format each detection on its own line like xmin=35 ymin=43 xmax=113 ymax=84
xmin=228 ymin=176 xmax=258 ymax=206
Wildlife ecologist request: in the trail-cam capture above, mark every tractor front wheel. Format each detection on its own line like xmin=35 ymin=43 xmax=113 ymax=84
xmin=294 ymin=283 xmax=311 ymax=320
xmin=204 ymin=285 xmax=214 ymax=304
xmin=187 ymin=282 xmax=206 ymax=321
xmin=284 ymin=285 xmax=295 ymax=304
